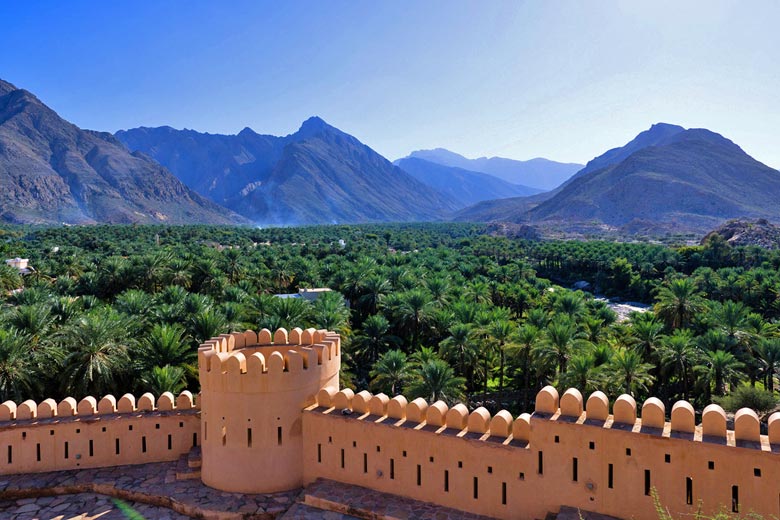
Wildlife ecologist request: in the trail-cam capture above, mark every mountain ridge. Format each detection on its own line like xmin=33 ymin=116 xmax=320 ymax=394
xmin=453 ymin=123 xmax=780 ymax=235
xmin=0 ymin=79 xmax=244 ymax=225
xmin=118 ymin=117 xmax=459 ymax=225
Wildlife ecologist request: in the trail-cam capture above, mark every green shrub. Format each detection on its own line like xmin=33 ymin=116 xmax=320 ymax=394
xmin=716 ymin=386 xmax=778 ymax=414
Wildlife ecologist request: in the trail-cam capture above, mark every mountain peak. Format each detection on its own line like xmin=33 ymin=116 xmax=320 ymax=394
xmin=0 ymin=79 xmax=18 ymax=95
xmin=649 ymin=122 xmax=685 ymax=132
xmin=238 ymin=126 xmax=258 ymax=137
xmin=299 ymin=116 xmax=330 ymax=132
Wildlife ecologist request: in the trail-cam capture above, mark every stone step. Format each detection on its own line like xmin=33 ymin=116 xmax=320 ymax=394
xmin=175 ymin=453 xmax=202 ymax=481
xmin=187 ymin=446 xmax=202 ymax=469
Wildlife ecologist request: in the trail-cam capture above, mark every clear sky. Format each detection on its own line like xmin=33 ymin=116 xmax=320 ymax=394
xmin=1 ymin=1 xmax=778 ymax=167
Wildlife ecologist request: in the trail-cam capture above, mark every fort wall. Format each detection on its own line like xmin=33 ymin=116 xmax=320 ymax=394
xmin=0 ymin=391 xmax=199 ymax=475
xmin=198 ymin=328 xmax=340 ymax=493
xmin=4 ymin=327 xmax=780 ymax=520
xmin=303 ymin=386 xmax=780 ymax=520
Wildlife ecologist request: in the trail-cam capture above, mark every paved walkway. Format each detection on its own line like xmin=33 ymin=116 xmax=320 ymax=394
xmin=0 ymin=461 xmax=298 ymax=519
xmin=0 ymin=493 xmax=192 ymax=520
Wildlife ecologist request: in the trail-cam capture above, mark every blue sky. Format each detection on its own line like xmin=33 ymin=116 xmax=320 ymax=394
xmin=1 ymin=1 xmax=778 ymax=167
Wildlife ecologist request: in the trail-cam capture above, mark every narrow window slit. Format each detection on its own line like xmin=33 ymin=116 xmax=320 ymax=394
xmin=686 ymin=477 xmax=693 ymax=505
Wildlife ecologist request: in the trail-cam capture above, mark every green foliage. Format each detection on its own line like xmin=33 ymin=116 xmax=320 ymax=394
xmin=2 ymin=222 xmax=780 ymax=415
xmin=716 ymin=385 xmax=778 ymax=414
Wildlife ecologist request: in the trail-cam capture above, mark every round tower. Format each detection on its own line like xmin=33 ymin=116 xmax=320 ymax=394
xmin=197 ymin=327 xmax=340 ymax=493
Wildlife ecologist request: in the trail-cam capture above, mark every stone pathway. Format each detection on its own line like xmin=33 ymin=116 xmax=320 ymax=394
xmin=0 ymin=493 xmax=191 ymax=520
xmin=279 ymin=503 xmax=360 ymax=519
xmin=0 ymin=461 xmax=298 ymax=519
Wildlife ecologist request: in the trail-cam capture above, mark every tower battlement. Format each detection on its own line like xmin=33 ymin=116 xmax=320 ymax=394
xmin=198 ymin=328 xmax=340 ymax=394
xmin=197 ymin=327 xmax=341 ymax=494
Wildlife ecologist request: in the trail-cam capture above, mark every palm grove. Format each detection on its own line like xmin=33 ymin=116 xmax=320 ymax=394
xmin=1 ymin=223 xmax=779 ymax=416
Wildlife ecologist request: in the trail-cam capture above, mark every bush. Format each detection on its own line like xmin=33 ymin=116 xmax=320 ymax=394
xmin=716 ymin=386 xmax=778 ymax=414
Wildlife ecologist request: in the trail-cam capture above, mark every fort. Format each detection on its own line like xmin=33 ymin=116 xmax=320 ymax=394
xmin=2 ymin=327 xmax=780 ymax=519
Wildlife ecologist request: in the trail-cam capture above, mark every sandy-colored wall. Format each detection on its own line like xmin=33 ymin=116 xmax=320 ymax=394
xmin=303 ymin=387 xmax=780 ymax=520
xmin=0 ymin=391 xmax=199 ymax=475
xmin=198 ymin=328 xmax=340 ymax=493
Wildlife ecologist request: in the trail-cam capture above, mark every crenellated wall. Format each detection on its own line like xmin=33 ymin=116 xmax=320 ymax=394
xmin=198 ymin=327 xmax=340 ymax=493
xmin=303 ymin=385 xmax=780 ymax=520
xmin=0 ymin=391 xmax=199 ymax=475
xmin=4 ymin=326 xmax=780 ymax=520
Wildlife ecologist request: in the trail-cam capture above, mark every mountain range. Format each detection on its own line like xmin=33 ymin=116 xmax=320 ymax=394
xmin=117 ymin=118 xmax=460 ymax=225
xmin=400 ymin=148 xmax=582 ymax=191
xmin=456 ymin=123 xmax=780 ymax=234
xmin=0 ymin=79 xmax=241 ymax=225
xmin=3 ymin=77 xmax=780 ymax=236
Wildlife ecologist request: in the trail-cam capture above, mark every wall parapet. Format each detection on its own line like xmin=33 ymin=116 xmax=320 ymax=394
xmin=313 ymin=384 xmax=780 ymax=451
xmin=198 ymin=328 xmax=341 ymax=394
xmin=0 ymin=391 xmax=198 ymax=425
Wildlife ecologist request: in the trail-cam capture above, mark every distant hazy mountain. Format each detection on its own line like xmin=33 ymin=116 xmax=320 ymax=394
xmin=118 ymin=118 xmax=458 ymax=225
xmin=394 ymin=157 xmax=541 ymax=208
xmin=0 ymin=79 xmax=242 ymax=225
xmin=401 ymin=148 xmax=582 ymax=190
xmin=529 ymin=127 xmax=780 ymax=232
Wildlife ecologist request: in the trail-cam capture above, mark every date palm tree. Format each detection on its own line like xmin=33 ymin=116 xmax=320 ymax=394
xmin=370 ymin=349 xmax=409 ymax=395
xmin=311 ymin=291 xmax=350 ymax=333
xmin=142 ymin=365 xmax=187 ymax=395
xmin=488 ymin=319 xmax=515 ymax=391
xmin=754 ymin=338 xmax=780 ymax=393
xmin=608 ymin=348 xmax=654 ymax=396
xmin=405 ymin=357 xmax=466 ymax=404
xmin=534 ymin=316 xmax=582 ymax=376
xmin=655 ymin=278 xmax=705 ymax=330
xmin=352 ymin=314 xmax=400 ymax=365
xmin=58 ymin=308 xmax=134 ymax=398
xmin=399 ymin=289 xmax=435 ymax=348
xmin=657 ymin=329 xmax=699 ymax=400
xmin=137 ymin=324 xmax=195 ymax=372
xmin=0 ymin=329 xmax=38 ymax=402
xmin=699 ymin=350 xmax=744 ymax=397
xmin=439 ymin=323 xmax=478 ymax=390
xmin=512 ymin=324 xmax=542 ymax=410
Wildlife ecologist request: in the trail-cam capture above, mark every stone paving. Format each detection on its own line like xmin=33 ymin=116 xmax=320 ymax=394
xmin=0 ymin=460 xmax=298 ymax=519
xmin=279 ymin=503 xmax=360 ymax=519
xmin=0 ymin=493 xmax=192 ymax=520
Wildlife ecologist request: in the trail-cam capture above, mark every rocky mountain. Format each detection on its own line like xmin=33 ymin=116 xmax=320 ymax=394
xmin=118 ymin=118 xmax=458 ymax=225
xmin=394 ymin=157 xmax=541 ymax=207
xmin=528 ymin=127 xmax=780 ymax=233
xmin=701 ymin=219 xmax=780 ymax=249
xmin=454 ymin=124 xmax=780 ymax=235
xmin=0 ymin=79 xmax=243 ymax=225
xmin=401 ymin=148 xmax=582 ymax=191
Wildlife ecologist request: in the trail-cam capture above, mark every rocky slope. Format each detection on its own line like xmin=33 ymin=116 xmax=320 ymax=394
xmin=0 ymin=79 xmax=243 ymax=225
xmin=118 ymin=118 xmax=458 ymax=225
xmin=454 ymin=124 xmax=780 ymax=235
xmin=701 ymin=219 xmax=780 ymax=249
xmin=528 ymin=127 xmax=780 ymax=233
